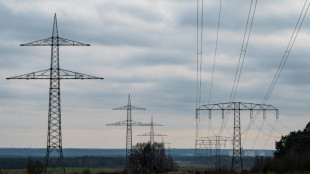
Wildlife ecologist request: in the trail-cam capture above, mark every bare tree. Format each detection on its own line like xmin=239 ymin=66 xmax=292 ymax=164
xmin=27 ymin=158 xmax=44 ymax=174
xmin=128 ymin=142 xmax=176 ymax=173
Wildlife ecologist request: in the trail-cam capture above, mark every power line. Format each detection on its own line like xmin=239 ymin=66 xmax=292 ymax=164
xmin=196 ymin=0 xmax=200 ymax=110
xmin=208 ymin=0 xmax=222 ymax=104
xmin=218 ymin=0 xmax=258 ymax=135
xmin=242 ymin=0 xmax=310 ymax=135
xmin=229 ymin=0 xmax=257 ymax=103
xmin=251 ymin=119 xmax=265 ymax=149
xmin=196 ymin=0 xmax=204 ymax=140
xmin=274 ymin=119 xmax=310 ymax=138
xmin=263 ymin=0 xmax=310 ymax=104
xmin=278 ymin=119 xmax=293 ymax=132
xmin=199 ymin=0 xmax=204 ymax=108
xmin=262 ymin=120 xmax=278 ymax=149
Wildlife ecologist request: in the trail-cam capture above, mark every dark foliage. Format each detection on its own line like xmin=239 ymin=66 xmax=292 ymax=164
xmin=0 ymin=156 xmax=125 ymax=169
xmin=27 ymin=158 xmax=44 ymax=174
xmin=82 ymin=169 xmax=92 ymax=174
xmin=261 ymin=121 xmax=310 ymax=173
xmin=250 ymin=156 xmax=265 ymax=172
xmin=127 ymin=142 xmax=176 ymax=173
xmin=274 ymin=121 xmax=310 ymax=159
xmin=0 ymin=169 xmax=7 ymax=174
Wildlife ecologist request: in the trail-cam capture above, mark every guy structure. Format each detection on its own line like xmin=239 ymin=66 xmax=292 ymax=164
xmin=7 ymin=14 xmax=103 ymax=174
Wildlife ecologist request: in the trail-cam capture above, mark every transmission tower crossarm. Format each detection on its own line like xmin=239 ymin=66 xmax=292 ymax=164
xmin=20 ymin=37 xmax=53 ymax=46
xmin=106 ymin=120 xmax=127 ymax=126
xmin=6 ymin=69 xmax=50 ymax=79
xmin=112 ymin=106 xmax=129 ymax=110
xmin=142 ymin=121 xmax=163 ymax=127
xmin=59 ymin=69 xmax=103 ymax=79
xmin=131 ymin=105 xmax=146 ymax=110
xmin=149 ymin=123 xmax=163 ymax=126
xmin=137 ymin=133 xmax=167 ymax=136
xmin=113 ymin=105 xmax=146 ymax=110
xmin=106 ymin=120 xmax=149 ymax=126
xmin=20 ymin=37 xmax=90 ymax=46
xmin=57 ymin=37 xmax=90 ymax=46
xmin=6 ymin=69 xmax=103 ymax=80
xmin=199 ymin=136 xmax=233 ymax=141
xmin=198 ymin=102 xmax=279 ymax=111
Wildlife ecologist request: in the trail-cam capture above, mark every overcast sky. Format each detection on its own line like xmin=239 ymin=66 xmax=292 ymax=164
xmin=0 ymin=0 xmax=310 ymax=150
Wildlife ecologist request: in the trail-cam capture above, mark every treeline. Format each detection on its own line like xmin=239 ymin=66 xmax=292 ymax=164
xmin=257 ymin=121 xmax=310 ymax=173
xmin=0 ymin=156 xmax=125 ymax=169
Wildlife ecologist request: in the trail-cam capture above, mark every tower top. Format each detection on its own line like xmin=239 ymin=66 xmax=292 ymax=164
xmin=52 ymin=13 xmax=58 ymax=37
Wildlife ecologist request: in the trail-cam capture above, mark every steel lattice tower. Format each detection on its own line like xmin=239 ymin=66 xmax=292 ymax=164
xmin=137 ymin=116 xmax=165 ymax=144
xmin=7 ymin=14 xmax=103 ymax=174
xmin=196 ymin=136 xmax=233 ymax=168
xmin=196 ymin=102 xmax=279 ymax=172
xmin=106 ymin=94 xmax=148 ymax=163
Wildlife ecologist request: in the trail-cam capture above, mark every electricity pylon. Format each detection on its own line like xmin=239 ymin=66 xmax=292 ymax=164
xmin=164 ymin=142 xmax=172 ymax=155
xmin=7 ymin=14 xmax=103 ymax=174
xmin=195 ymin=137 xmax=216 ymax=166
xmin=106 ymin=94 xmax=147 ymax=163
xmin=196 ymin=102 xmax=279 ymax=171
xmin=137 ymin=116 xmax=166 ymax=144
xmin=197 ymin=136 xmax=233 ymax=168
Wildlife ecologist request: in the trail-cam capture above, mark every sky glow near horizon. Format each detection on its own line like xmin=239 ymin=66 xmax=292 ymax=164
xmin=0 ymin=0 xmax=310 ymax=149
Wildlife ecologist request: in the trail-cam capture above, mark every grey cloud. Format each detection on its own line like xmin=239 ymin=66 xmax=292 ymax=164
xmin=1 ymin=0 xmax=310 ymax=148
xmin=178 ymin=0 xmax=308 ymax=35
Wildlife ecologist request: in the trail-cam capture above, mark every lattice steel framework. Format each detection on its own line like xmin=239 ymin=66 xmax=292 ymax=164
xmin=7 ymin=14 xmax=103 ymax=174
xmin=196 ymin=102 xmax=279 ymax=171
xmin=106 ymin=94 xmax=148 ymax=163
xmin=137 ymin=116 xmax=165 ymax=144
xmin=195 ymin=137 xmax=216 ymax=166
xmin=196 ymin=136 xmax=233 ymax=168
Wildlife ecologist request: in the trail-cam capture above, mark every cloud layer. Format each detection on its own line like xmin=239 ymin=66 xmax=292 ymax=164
xmin=0 ymin=0 xmax=310 ymax=149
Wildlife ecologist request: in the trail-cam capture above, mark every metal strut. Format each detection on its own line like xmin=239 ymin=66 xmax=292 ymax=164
xmin=232 ymin=102 xmax=242 ymax=171
xmin=7 ymin=14 xmax=103 ymax=174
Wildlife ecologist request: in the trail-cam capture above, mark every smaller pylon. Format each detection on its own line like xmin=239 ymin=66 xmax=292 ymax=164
xmin=106 ymin=94 xmax=148 ymax=164
xmin=196 ymin=136 xmax=233 ymax=168
xmin=164 ymin=142 xmax=172 ymax=155
xmin=137 ymin=116 xmax=166 ymax=144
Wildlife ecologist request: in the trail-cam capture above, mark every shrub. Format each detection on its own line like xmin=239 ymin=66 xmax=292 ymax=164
xmin=27 ymin=158 xmax=44 ymax=174
xmin=128 ymin=142 xmax=177 ymax=173
xmin=82 ymin=169 xmax=92 ymax=174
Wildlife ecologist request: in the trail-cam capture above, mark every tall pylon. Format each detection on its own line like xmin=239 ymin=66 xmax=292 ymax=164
xmin=7 ymin=14 xmax=103 ymax=174
xmin=106 ymin=94 xmax=148 ymax=163
xmin=137 ymin=116 xmax=166 ymax=144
